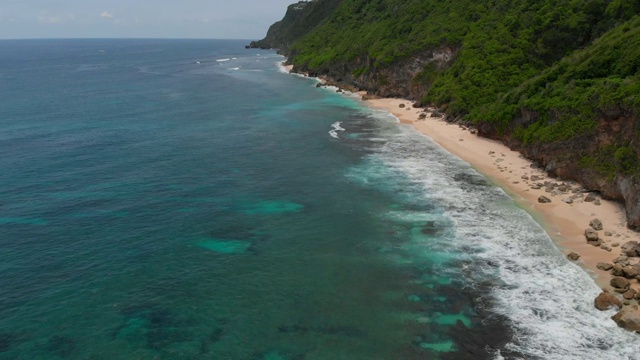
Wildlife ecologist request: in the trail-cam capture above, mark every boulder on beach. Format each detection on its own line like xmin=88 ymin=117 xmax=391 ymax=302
xmin=399 ymin=103 xmax=406 ymax=108
xmin=594 ymin=291 xmax=622 ymax=311
xmin=612 ymin=305 xmax=640 ymax=332
xmin=567 ymin=252 xmax=580 ymax=261
xmin=596 ymin=262 xmax=613 ymax=271
xmin=584 ymin=228 xmax=599 ymax=242
xmin=589 ymin=218 xmax=603 ymax=230
xmin=612 ymin=264 xmax=625 ymax=276
xmin=613 ymin=256 xmax=630 ymax=265
xmin=623 ymin=289 xmax=637 ymax=300
xmin=584 ymin=193 xmax=597 ymax=202
xmin=610 ymin=276 xmax=630 ymax=289
xmin=538 ymin=196 xmax=551 ymax=203
xmin=621 ymin=241 xmax=640 ymax=257
xmin=622 ymin=266 xmax=640 ymax=279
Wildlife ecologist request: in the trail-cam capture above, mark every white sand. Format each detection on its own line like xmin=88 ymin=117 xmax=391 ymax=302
xmin=366 ymin=98 xmax=640 ymax=292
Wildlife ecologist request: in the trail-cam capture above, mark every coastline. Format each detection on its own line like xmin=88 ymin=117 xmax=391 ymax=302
xmin=365 ymin=98 xmax=639 ymax=293
xmin=359 ymin=97 xmax=640 ymax=302
xmin=279 ymin=60 xmax=640 ymax=331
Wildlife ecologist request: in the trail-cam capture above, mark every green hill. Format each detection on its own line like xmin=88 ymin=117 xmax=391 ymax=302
xmin=253 ymin=0 xmax=640 ymax=229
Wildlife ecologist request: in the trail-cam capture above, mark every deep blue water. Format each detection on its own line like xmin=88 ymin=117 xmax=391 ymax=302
xmin=0 ymin=39 xmax=638 ymax=360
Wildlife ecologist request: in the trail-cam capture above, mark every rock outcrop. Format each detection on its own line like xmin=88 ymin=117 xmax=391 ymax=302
xmin=594 ymin=291 xmax=622 ymax=311
xmin=589 ymin=218 xmax=603 ymax=230
xmin=612 ymin=306 xmax=640 ymax=332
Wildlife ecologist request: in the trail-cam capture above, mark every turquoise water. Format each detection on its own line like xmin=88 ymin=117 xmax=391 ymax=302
xmin=1 ymin=39 xmax=638 ymax=360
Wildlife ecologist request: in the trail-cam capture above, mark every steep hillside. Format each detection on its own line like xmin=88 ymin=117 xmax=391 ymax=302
xmin=477 ymin=16 xmax=640 ymax=227
xmin=247 ymin=0 xmax=343 ymax=51
xmin=253 ymin=0 xmax=640 ymax=228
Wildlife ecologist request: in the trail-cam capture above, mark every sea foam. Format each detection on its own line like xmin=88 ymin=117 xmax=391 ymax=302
xmin=366 ymin=116 xmax=640 ymax=359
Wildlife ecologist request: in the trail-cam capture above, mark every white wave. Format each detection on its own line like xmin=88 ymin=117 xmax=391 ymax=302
xmin=331 ymin=121 xmax=345 ymax=132
xmin=353 ymin=115 xmax=639 ymax=359
xmin=216 ymin=58 xmax=231 ymax=62
xmin=230 ymin=67 xmax=241 ymax=71
xmin=277 ymin=61 xmax=291 ymax=73
xmin=328 ymin=130 xmax=339 ymax=139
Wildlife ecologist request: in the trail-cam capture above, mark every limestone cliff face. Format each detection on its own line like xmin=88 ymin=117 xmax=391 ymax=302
xmin=295 ymin=47 xmax=456 ymax=101
xmin=491 ymin=114 xmax=640 ymax=230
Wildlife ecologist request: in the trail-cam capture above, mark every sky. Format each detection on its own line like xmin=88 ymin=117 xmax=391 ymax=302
xmin=0 ymin=0 xmax=297 ymax=39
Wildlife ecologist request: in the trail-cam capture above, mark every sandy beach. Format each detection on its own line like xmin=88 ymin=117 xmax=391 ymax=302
xmin=365 ymin=98 xmax=640 ymax=294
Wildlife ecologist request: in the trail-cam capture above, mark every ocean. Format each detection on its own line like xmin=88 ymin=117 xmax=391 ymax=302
xmin=0 ymin=39 xmax=637 ymax=360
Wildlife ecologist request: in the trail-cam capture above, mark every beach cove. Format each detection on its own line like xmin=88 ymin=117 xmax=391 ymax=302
xmin=282 ymin=59 xmax=640 ymax=342
xmin=366 ymin=98 xmax=640 ymax=327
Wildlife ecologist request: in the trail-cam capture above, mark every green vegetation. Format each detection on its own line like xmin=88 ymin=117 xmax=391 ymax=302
xmin=478 ymin=14 xmax=640 ymax=144
xmin=249 ymin=0 xmax=343 ymax=50
xmin=289 ymin=0 xmax=639 ymax=119
xmin=257 ymin=0 xmax=640 ymax=224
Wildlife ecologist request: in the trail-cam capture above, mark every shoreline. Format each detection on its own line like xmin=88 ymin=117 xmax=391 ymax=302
xmin=280 ymin=61 xmax=640 ymax=331
xmin=365 ymin=98 xmax=639 ymax=292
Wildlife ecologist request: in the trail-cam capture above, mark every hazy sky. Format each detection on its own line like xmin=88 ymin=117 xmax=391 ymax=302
xmin=0 ymin=0 xmax=296 ymax=39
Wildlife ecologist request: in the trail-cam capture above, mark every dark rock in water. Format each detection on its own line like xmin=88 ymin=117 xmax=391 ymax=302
xmin=249 ymin=350 xmax=306 ymax=360
xmin=47 ymin=335 xmax=77 ymax=357
xmin=594 ymin=291 xmax=622 ymax=311
xmin=596 ymin=262 xmax=613 ymax=271
xmin=566 ymin=252 xmax=580 ymax=261
xmin=278 ymin=325 xmax=309 ymax=334
xmin=278 ymin=324 xmax=364 ymax=338
xmin=315 ymin=325 xmax=365 ymax=338
xmin=116 ymin=303 xmax=194 ymax=351
xmin=453 ymin=172 xmax=488 ymax=186
xmin=589 ymin=218 xmax=603 ymax=230
xmin=315 ymin=83 xmax=322 ymax=87
xmin=421 ymin=221 xmax=440 ymax=235
xmin=610 ymin=276 xmax=630 ymax=289
xmin=612 ymin=305 xmax=640 ymax=332
xmin=0 ymin=333 xmax=16 ymax=353
xmin=208 ymin=327 xmax=224 ymax=343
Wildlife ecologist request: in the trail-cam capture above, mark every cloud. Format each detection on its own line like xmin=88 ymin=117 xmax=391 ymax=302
xmin=38 ymin=13 xmax=76 ymax=24
xmin=38 ymin=15 xmax=62 ymax=23
xmin=100 ymin=11 xmax=113 ymax=19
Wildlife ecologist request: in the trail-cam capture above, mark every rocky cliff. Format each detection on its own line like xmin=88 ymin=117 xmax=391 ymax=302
xmin=247 ymin=0 xmax=343 ymax=51
xmin=251 ymin=0 xmax=640 ymax=229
